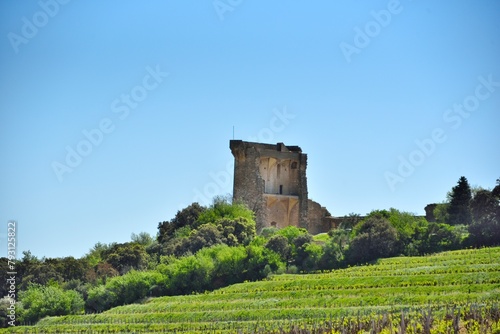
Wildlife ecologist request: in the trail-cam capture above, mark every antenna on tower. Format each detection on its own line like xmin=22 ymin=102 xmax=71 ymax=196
xmin=232 ymin=125 xmax=235 ymax=140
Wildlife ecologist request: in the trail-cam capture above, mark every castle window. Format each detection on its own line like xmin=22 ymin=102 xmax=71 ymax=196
xmin=279 ymin=185 xmax=283 ymax=195
xmin=291 ymin=162 xmax=298 ymax=169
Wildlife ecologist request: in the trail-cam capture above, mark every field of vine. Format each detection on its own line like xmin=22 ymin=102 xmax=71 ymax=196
xmin=3 ymin=247 xmax=500 ymax=333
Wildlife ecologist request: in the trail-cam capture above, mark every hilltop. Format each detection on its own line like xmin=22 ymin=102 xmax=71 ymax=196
xmin=2 ymin=247 xmax=499 ymax=333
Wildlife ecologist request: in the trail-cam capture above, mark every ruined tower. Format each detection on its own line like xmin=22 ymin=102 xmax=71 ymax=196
xmin=230 ymin=140 xmax=330 ymax=233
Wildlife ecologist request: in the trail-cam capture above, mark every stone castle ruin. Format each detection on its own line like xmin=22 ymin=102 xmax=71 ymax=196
xmin=230 ymin=140 xmax=333 ymax=233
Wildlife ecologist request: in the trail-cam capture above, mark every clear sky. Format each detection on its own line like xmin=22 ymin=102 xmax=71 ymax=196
xmin=1 ymin=1 xmax=499 ymax=259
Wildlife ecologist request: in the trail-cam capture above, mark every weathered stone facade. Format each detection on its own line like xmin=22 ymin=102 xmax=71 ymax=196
xmin=230 ymin=140 xmax=330 ymax=233
xmin=307 ymin=199 xmax=332 ymax=234
xmin=424 ymin=204 xmax=437 ymax=222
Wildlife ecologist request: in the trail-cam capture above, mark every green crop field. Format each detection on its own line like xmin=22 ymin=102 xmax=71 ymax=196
xmin=3 ymin=247 xmax=500 ymax=333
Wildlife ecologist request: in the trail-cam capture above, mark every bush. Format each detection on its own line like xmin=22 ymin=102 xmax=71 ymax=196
xmin=86 ymin=271 xmax=164 ymax=312
xmin=260 ymin=227 xmax=279 ymax=238
xmin=18 ymin=284 xmax=84 ymax=324
xmin=164 ymin=253 xmax=215 ymax=294
xmin=197 ymin=197 xmax=255 ymax=227
xmin=244 ymin=245 xmax=285 ymax=281
xmin=418 ymin=223 xmax=462 ymax=254
xmin=86 ymin=284 xmax=118 ymax=313
xmin=265 ymin=235 xmax=291 ymax=261
xmin=347 ymin=216 xmax=400 ymax=264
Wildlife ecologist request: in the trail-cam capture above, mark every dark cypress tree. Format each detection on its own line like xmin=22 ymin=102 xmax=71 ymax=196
xmin=446 ymin=176 xmax=472 ymax=225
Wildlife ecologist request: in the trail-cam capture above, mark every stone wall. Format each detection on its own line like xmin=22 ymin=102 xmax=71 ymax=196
xmin=230 ymin=140 xmax=310 ymax=231
xmin=424 ymin=204 xmax=437 ymax=222
xmin=230 ymin=140 xmax=267 ymax=230
xmin=307 ymin=199 xmax=331 ymax=234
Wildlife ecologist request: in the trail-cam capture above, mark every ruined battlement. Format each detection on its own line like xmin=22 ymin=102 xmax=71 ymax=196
xmin=230 ymin=140 xmax=329 ymax=233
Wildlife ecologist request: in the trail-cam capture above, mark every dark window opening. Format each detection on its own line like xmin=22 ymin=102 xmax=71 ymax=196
xmin=271 ymin=221 xmax=277 ymax=227
xmin=279 ymin=185 xmax=283 ymax=195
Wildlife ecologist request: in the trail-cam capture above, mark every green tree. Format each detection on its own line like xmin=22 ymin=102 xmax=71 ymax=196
xmin=19 ymin=262 xmax=63 ymax=291
xmin=339 ymin=212 xmax=361 ymax=230
xmin=197 ymin=196 xmax=255 ymax=226
xmin=0 ymin=297 xmax=13 ymax=328
xmin=18 ymin=284 xmax=84 ymax=325
xmin=265 ymin=235 xmax=290 ymax=261
xmin=419 ymin=223 xmax=462 ymax=253
xmin=157 ymin=202 xmax=206 ymax=244
xmin=102 ymin=242 xmax=148 ymax=274
xmin=244 ymin=245 xmax=285 ymax=281
xmin=277 ymin=226 xmax=309 ymax=243
xmin=62 ymin=279 xmax=91 ymax=302
xmin=384 ymin=208 xmax=428 ymax=256
xmin=319 ymin=238 xmax=344 ymax=270
xmin=447 ymin=176 xmax=472 ymax=225
xmin=160 ymin=199 xmax=256 ymax=256
xmin=183 ymin=224 xmax=225 ymax=255
xmin=328 ymin=229 xmax=351 ymax=251
xmin=84 ymin=242 xmax=113 ymax=267
xmin=86 ymin=284 xmax=118 ymax=313
xmin=86 ymin=262 xmax=119 ymax=285
xmin=321 ymin=229 xmax=350 ymax=268
xmin=44 ymin=257 xmax=89 ymax=283
xmin=470 ymin=189 xmax=498 ymax=223
xmin=168 ymin=216 xmax=257 ymax=256
xmin=260 ymin=227 xmax=279 ymax=238
xmin=468 ymin=186 xmax=500 ymax=246
xmin=203 ymin=245 xmax=247 ymax=288
xmin=433 ymin=202 xmax=450 ymax=224
xmin=493 ymin=178 xmax=500 ymax=198
xmin=86 ymin=270 xmax=165 ymax=312
xmin=293 ymin=234 xmax=314 ymax=268
xmin=164 ymin=253 xmax=215 ymax=294
xmin=217 ymin=217 xmax=256 ymax=245
xmin=347 ymin=216 xmax=399 ymax=264
xmin=301 ymin=243 xmax=323 ymax=271
xmin=108 ymin=270 xmax=164 ymax=304
xmin=131 ymin=232 xmax=155 ymax=247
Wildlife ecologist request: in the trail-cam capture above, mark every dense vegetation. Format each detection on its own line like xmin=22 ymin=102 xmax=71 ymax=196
xmin=1 ymin=247 xmax=499 ymax=333
xmin=0 ymin=176 xmax=498 ymax=330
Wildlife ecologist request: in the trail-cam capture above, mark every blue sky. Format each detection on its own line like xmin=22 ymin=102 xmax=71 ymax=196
xmin=1 ymin=1 xmax=499 ymax=259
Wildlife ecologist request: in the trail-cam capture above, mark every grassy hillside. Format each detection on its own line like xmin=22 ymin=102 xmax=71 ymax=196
xmin=3 ymin=247 xmax=500 ymax=333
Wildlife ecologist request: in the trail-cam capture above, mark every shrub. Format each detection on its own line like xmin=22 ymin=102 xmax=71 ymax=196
xmin=18 ymin=284 xmax=84 ymax=324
